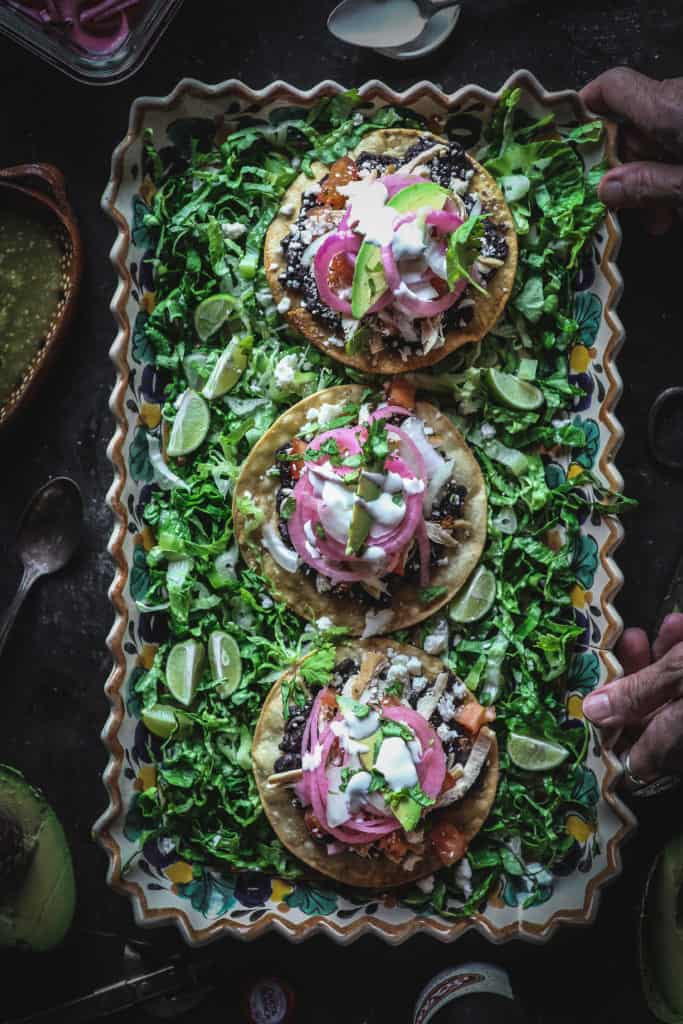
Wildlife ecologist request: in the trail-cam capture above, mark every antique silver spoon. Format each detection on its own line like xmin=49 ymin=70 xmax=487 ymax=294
xmin=328 ymin=0 xmax=462 ymax=49
xmin=0 ymin=477 xmax=83 ymax=661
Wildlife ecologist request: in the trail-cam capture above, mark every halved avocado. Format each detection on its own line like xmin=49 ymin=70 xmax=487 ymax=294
xmin=640 ymin=833 xmax=683 ymax=1022
xmin=351 ymin=182 xmax=450 ymax=319
xmin=0 ymin=765 xmax=76 ymax=952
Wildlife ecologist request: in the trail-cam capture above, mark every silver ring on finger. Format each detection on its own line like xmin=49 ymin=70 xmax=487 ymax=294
xmin=621 ymin=751 xmax=682 ymax=798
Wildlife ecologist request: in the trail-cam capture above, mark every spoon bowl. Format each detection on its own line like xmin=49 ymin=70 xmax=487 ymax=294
xmin=17 ymin=476 xmax=83 ymax=574
xmin=328 ymin=0 xmax=461 ymax=50
xmin=0 ymin=477 xmax=83 ymax=662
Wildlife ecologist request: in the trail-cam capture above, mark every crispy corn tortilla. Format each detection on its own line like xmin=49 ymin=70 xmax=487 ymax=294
xmin=252 ymin=639 xmax=499 ymax=888
xmin=232 ymin=385 xmax=487 ymax=635
xmin=264 ymin=128 xmax=518 ymax=374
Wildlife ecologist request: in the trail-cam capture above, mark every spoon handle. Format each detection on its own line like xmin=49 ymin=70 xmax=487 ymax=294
xmin=0 ymin=567 xmax=41 ymax=663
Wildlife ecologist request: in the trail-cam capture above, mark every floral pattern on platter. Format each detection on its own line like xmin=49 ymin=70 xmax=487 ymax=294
xmin=95 ymin=72 xmax=635 ymax=946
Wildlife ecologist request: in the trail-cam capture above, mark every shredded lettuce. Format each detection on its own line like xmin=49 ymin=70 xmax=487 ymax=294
xmin=129 ymin=88 xmax=631 ymax=915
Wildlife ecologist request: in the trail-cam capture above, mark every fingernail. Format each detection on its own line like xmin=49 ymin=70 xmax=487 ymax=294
xmin=599 ymin=178 xmax=624 ymax=206
xmin=583 ymin=692 xmax=611 ymax=723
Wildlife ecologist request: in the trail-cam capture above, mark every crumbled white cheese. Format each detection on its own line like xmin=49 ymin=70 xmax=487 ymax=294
xmin=274 ymin=353 xmax=297 ymax=387
xmin=436 ymin=722 xmax=458 ymax=744
xmin=221 ymin=220 xmax=247 ymax=239
xmin=361 ymin=608 xmax=394 ymax=639
xmin=416 ymin=874 xmax=435 ymax=894
xmin=438 ymin=692 xmax=458 ymax=722
xmin=279 ymin=202 xmax=295 ymax=216
xmin=316 ymin=574 xmax=332 ymax=594
xmin=480 ymin=422 xmax=497 ymax=440
xmin=316 ymin=616 xmax=334 ymax=631
xmin=423 ymin=619 xmax=449 ymax=656
xmin=406 ymin=656 xmax=423 ymax=676
xmin=410 ymin=675 xmax=428 ymax=695
xmin=261 ymin=595 xmax=274 ymax=609
xmin=327 ymin=335 xmax=344 ymax=348
xmin=277 ymin=296 xmax=291 ymax=314
xmin=268 ymin=262 xmax=280 ymax=271
xmin=386 ymin=663 xmax=409 ymax=685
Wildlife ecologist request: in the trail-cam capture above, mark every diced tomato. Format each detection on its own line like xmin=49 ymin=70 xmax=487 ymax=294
xmin=429 ymin=822 xmax=468 ymax=867
xmin=439 ymin=771 xmax=457 ymax=797
xmin=318 ymin=688 xmax=338 ymax=719
xmin=386 ymin=376 xmax=416 ymax=411
xmin=318 ymin=157 xmax=359 ymax=209
xmin=454 ymin=699 xmax=496 ymax=734
xmin=328 ymin=251 xmax=355 ymax=292
xmin=379 ymin=831 xmax=409 ymax=864
xmin=288 ymin=437 xmax=307 ymax=481
xmin=304 ymin=810 xmax=327 ymax=841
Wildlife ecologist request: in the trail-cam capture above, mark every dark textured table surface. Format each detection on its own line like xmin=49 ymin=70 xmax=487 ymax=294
xmin=1 ymin=2 xmax=683 ymax=1022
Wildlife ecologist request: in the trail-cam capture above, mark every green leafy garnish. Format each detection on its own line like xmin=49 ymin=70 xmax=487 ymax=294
xmin=446 ymin=214 xmax=488 ymax=294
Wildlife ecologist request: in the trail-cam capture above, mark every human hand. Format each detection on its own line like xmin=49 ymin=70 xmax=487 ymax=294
xmin=580 ymin=67 xmax=683 ymax=233
xmin=582 ymin=613 xmax=683 ymax=782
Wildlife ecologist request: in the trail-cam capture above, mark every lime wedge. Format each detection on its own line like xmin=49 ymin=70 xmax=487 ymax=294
xmin=183 ymin=353 xmax=209 ymax=390
xmin=507 ymin=733 xmax=570 ymax=771
xmin=194 ymin=294 xmax=236 ymax=342
xmin=208 ymin=631 xmax=242 ymax=696
xmin=142 ymin=704 xmax=193 ymax=739
xmin=449 ymin=565 xmax=496 ymax=624
xmin=165 ymin=640 xmax=206 ymax=707
xmin=485 ymin=368 xmax=544 ymax=411
xmin=167 ymin=390 xmax=210 ymax=457
xmin=201 ymin=342 xmax=249 ymax=400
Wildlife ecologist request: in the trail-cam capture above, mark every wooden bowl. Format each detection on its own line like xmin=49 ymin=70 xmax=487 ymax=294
xmin=0 ymin=164 xmax=83 ymax=429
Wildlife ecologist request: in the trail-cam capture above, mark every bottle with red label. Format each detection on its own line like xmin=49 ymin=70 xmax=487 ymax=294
xmin=413 ymin=963 xmax=530 ymax=1024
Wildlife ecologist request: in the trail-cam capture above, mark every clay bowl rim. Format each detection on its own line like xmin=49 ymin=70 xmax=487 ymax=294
xmin=0 ymin=163 xmax=84 ymax=431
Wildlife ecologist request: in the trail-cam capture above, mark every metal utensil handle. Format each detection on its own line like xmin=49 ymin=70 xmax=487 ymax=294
xmin=0 ymin=163 xmax=70 ymax=214
xmin=0 ymin=566 xmax=41 ymax=662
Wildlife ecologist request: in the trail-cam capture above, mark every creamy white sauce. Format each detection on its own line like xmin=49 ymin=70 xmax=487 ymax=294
xmin=362 ymin=491 xmax=406 ymax=528
xmin=361 ymin=545 xmax=387 ymax=562
xmin=341 ymin=706 xmax=381 ymax=740
xmin=375 ymin=737 xmax=418 ymax=791
xmin=391 ymin=218 xmax=426 ymax=261
xmin=338 ymin=178 xmax=395 ymax=247
xmin=345 ymin=771 xmax=373 ymax=813
xmin=319 ymin=480 xmax=355 ymax=543
xmin=261 ymin=522 xmax=299 ymax=573
xmin=302 ymin=743 xmax=323 ymax=771
xmin=325 ymin=765 xmax=350 ymax=827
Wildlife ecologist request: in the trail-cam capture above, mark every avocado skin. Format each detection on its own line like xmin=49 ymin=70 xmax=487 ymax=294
xmin=641 ymin=833 xmax=683 ymax=1023
xmin=0 ymin=765 xmax=76 ymax=952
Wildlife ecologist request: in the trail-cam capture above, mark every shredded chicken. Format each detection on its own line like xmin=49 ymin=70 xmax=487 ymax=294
xmin=436 ymin=728 xmax=494 ymax=808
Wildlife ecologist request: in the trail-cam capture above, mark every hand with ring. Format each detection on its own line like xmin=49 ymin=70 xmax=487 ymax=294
xmin=580 ymin=67 xmax=683 ymax=235
xmin=583 ymin=614 xmax=683 ymax=786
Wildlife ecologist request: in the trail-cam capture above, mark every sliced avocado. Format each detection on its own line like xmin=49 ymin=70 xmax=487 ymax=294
xmin=0 ymin=765 xmax=75 ymax=952
xmin=351 ymin=181 xmax=450 ymax=319
xmin=359 ymin=729 xmax=381 ymax=771
xmin=346 ymin=474 xmax=381 ymax=556
xmin=393 ymin=795 xmax=422 ymax=833
xmin=641 ymin=832 xmax=683 ymax=1022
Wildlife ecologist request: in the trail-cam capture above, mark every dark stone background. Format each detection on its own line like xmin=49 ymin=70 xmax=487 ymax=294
xmin=1 ymin=1 xmax=682 ymax=1021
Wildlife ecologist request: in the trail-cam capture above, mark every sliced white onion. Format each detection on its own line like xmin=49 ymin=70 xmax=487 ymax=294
xmin=147 ymin=435 xmax=191 ymax=492
xmin=424 ymin=458 xmax=455 ymax=516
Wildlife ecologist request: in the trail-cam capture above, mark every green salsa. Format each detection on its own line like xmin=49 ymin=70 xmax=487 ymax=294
xmin=0 ymin=209 xmax=63 ymax=407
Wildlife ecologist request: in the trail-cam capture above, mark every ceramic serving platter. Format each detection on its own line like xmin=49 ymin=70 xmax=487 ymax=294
xmin=95 ymin=70 xmax=636 ymax=946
